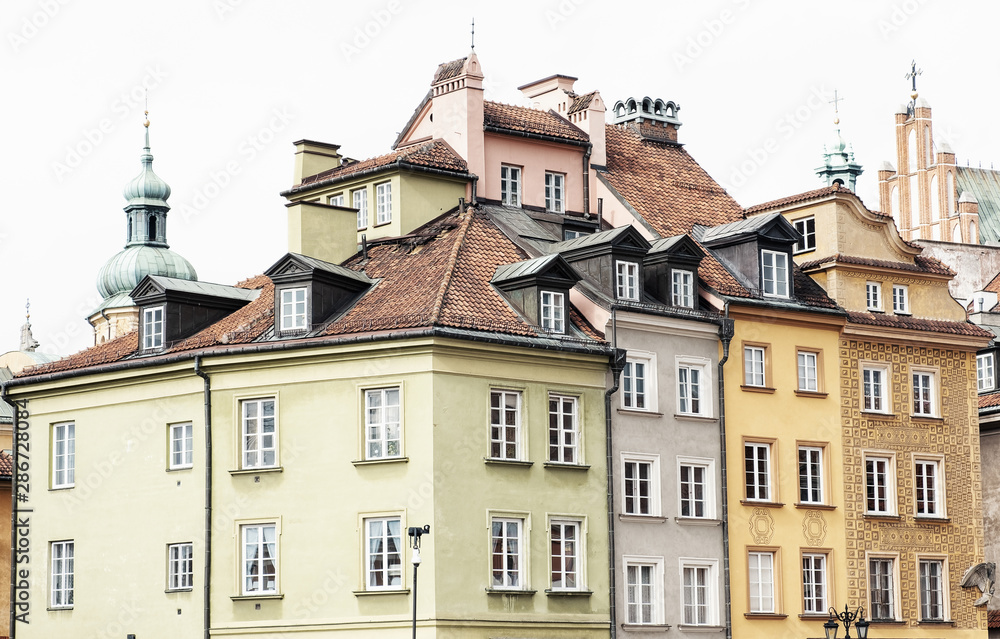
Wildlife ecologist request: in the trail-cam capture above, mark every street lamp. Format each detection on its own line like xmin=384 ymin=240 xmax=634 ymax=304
xmin=824 ymin=605 xmax=870 ymax=639
xmin=408 ymin=525 xmax=430 ymax=639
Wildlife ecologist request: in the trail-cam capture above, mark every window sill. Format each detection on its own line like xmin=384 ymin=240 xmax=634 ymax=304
xmin=543 ymin=462 xmax=590 ymax=471
xmin=357 ymin=226 xmax=368 ymax=232
xmin=794 ymin=502 xmax=836 ymax=511
xmin=373 ymin=221 xmax=391 ymax=228
xmin=867 ymin=308 xmax=884 ymax=314
xmin=50 ymin=485 xmax=74 ymax=491
xmin=545 ymin=589 xmax=592 ymax=597
xmin=675 ymin=517 xmax=723 ymax=526
xmin=914 ymin=515 xmax=951 ymax=523
xmin=352 ymin=589 xmax=409 ymax=597
xmin=863 ymin=513 xmax=901 ymax=521
xmin=674 ymin=413 xmax=717 ymax=423
xmin=352 ymin=457 xmax=409 ymax=466
xmin=793 ymin=390 xmax=828 ymax=399
xmin=798 ymin=613 xmax=830 ymax=619
xmin=860 ymin=411 xmax=896 ymax=419
xmin=744 ymin=613 xmax=788 ymax=619
xmin=167 ymin=466 xmax=193 ymax=473
xmin=740 ymin=500 xmax=784 ymax=509
xmin=46 ymin=606 xmax=73 ymax=611
xmin=910 ymin=415 xmax=943 ymax=423
xmin=166 ymin=588 xmax=193 ymax=593
xmin=619 ymin=514 xmax=668 ymax=524
xmin=231 ymin=594 xmax=283 ymax=601
xmin=868 ymin=619 xmax=906 ymax=625
xmin=485 ymin=588 xmax=536 ymax=596
xmin=229 ymin=466 xmax=283 ymax=476
xmin=484 ymin=458 xmax=533 ymax=467
xmin=918 ymin=620 xmax=955 ymax=626
xmin=621 ymin=623 xmax=671 ymax=631
xmin=677 ymin=624 xmax=725 ymax=633
xmin=617 ymin=408 xmax=663 ymax=417
xmin=740 ymin=385 xmax=775 ymax=394
xmin=894 ymin=311 xmax=912 ymax=316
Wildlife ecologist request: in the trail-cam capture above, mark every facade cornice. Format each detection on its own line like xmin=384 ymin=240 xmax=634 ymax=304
xmin=842 ymin=322 xmax=990 ymax=350
xmin=613 ymin=312 xmax=720 ymax=340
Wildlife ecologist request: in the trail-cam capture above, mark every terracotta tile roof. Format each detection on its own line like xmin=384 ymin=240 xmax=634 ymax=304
xmin=743 ymin=184 xmax=886 ymax=215
xmin=0 ymin=451 xmax=11 ymax=479
xmin=433 ymin=57 xmax=467 ymax=84
xmin=567 ymin=91 xmax=596 ymax=114
xmin=483 ymin=101 xmax=588 ymax=143
xmin=296 ymin=139 xmax=468 ymax=187
xmin=20 ymin=331 xmax=139 ymax=376
xmin=798 ymin=253 xmax=954 ymax=276
xmin=989 ymin=609 xmax=1000 ymax=628
xmin=846 ymin=311 xmax=993 ymax=337
xmin=979 ymin=391 xmax=1000 ymax=410
xmin=984 ymin=271 xmax=1000 ymax=294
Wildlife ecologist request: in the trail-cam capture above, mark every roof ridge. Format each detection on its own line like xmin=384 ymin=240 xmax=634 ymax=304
xmin=429 ymin=208 xmax=476 ymax=324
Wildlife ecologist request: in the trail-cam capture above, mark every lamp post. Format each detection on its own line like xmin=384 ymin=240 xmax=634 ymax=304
xmin=408 ymin=525 xmax=430 ymax=639
xmin=824 ymin=605 xmax=870 ymax=639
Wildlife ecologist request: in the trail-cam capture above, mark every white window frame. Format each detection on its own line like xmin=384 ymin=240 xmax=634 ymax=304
xmin=677 ymin=456 xmax=716 ymax=519
xmin=979 ymin=353 xmax=995 ymax=392
xmin=911 ymin=369 xmax=938 ymax=417
xmin=52 ymin=421 xmax=75 ymax=489
xmin=864 ymin=453 xmax=897 ymax=516
xmin=375 ymin=181 xmax=392 ymax=225
xmin=364 ymin=516 xmax=403 ymax=590
xmin=797 ymin=351 xmax=819 ymax=392
xmin=365 ymin=387 xmax=402 ymax=460
xmin=672 ymin=269 xmax=695 ymax=308
xmin=241 ymin=397 xmax=277 ymax=469
xmin=623 ymin=555 xmax=665 ymax=626
xmin=622 ymin=452 xmax=660 ymax=517
xmin=50 ymin=540 xmax=74 ymax=608
xmin=279 ymin=287 xmax=307 ymax=333
xmin=143 ymin=305 xmax=164 ymax=350
xmin=540 ymin=290 xmax=565 ymax=333
xmin=797 ymin=445 xmax=824 ymax=505
xmin=489 ymin=389 xmax=522 ymax=461
xmin=862 ymin=364 xmax=890 ymax=413
xmin=169 ymin=422 xmax=194 ymax=470
xmin=867 ymin=554 xmax=900 ymax=621
xmin=913 ymin=456 xmax=945 ymax=518
xmin=748 ymin=550 xmax=776 ymax=613
xmin=549 ymin=517 xmax=584 ymax=591
xmin=761 ymin=250 xmax=789 ymax=298
xmin=490 ymin=515 xmax=527 ymax=590
xmin=744 ymin=346 xmax=766 ymax=388
xmin=616 ymin=260 xmax=640 ymax=300
xmin=327 ymin=193 xmax=344 ymax=207
xmin=622 ymin=352 xmax=656 ymax=412
xmin=677 ymin=356 xmax=712 ymax=418
xmin=802 ymin=552 xmax=828 ymax=614
xmin=793 ymin=216 xmax=816 ymax=254
xmin=241 ymin=522 xmax=278 ymax=595
xmin=892 ymin=284 xmax=909 ymax=314
xmin=544 ymin=171 xmax=565 ymax=213
xmin=918 ymin=556 xmax=948 ymax=622
xmin=501 ymin=165 xmax=521 ymax=207
xmin=744 ymin=441 xmax=772 ymax=502
xmin=548 ymin=393 xmax=579 ymax=464
xmin=168 ymin=542 xmax=194 ymax=591
xmin=679 ymin=558 xmax=719 ymax=626
xmin=352 ymin=187 xmax=368 ymax=229
xmin=866 ymin=281 xmax=883 ymax=311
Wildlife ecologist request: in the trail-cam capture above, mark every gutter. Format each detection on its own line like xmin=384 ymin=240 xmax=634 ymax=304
xmin=482 ymin=125 xmax=591 ymax=149
xmin=193 ymin=357 xmax=212 ymax=639
xmin=280 ymin=160 xmax=473 ymax=198
xmin=604 ymin=308 xmax=626 ymax=639
xmin=717 ymin=308 xmax=735 ymax=639
xmin=1 ymin=382 xmax=16 ymax=639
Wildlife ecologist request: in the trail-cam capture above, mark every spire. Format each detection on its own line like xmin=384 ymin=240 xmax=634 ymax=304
xmin=905 ymin=60 xmax=923 ymax=117
xmin=19 ymin=299 xmax=39 ymax=352
xmin=121 ymin=112 xmax=172 ymax=248
xmin=816 ymin=90 xmax=863 ymax=191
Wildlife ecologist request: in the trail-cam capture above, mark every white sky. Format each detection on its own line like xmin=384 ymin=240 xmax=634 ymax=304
xmin=4 ymin=0 xmax=1000 ymax=357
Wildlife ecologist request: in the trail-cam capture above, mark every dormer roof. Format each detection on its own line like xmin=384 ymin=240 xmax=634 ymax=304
xmin=492 ymin=254 xmax=580 ymax=290
xmin=549 ymin=225 xmax=651 ymax=258
xmin=264 ymin=253 xmax=373 ymax=290
xmin=700 ymin=213 xmax=798 ymax=248
xmin=647 ymin=234 xmax=705 ymax=260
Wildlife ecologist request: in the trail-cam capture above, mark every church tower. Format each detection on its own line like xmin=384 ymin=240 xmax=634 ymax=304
xmin=88 ymin=114 xmax=197 ymax=344
xmin=816 ymin=93 xmax=863 ymax=191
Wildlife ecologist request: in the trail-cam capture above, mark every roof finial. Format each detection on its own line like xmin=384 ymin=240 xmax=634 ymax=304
xmin=19 ymin=298 xmax=39 ymax=352
xmin=25 ymin=298 xmax=30 ymax=321
xmin=829 ymin=89 xmax=843 ymax=125
xmin=905 ymin=59 xmax=922 ymax=100
xmin=470 ymin=17 xmax=475 ymax=50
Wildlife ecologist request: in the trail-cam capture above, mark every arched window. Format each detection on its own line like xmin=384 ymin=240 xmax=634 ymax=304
xmin=891 ymin=185 xmax=900 ymax=229
xmin=947 ymin=171 xmax=955 ymax=214
xmin=925 ymin=125 xmax=933 ymax=167
xmin=148 ymin=215 xmax=157 ymax=242
xmin=128 ymin=218 xmax=133 ymax=242
xmin=930 ymin=174 xmax=940 ymax=219
xmin=970 ymin=220 xmax=978 ymax=244
xmin=953 ymin=223 xmax=961 ymax=242
xmin=908 ymin=129 xmax=917 ymax=173
xmin=909 ymin=176 xmax=920 ymax=229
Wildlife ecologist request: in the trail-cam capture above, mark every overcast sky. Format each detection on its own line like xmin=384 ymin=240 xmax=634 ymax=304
xmin=4 ymin=0 xmax=999 ymax=357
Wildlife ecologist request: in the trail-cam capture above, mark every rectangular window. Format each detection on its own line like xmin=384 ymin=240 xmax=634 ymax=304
xmin=168 ymin=542 xmax=194 ymax=590
xmin=616 ymin=261 xmax=639 ymax=300
xmin=545 ymin=172 xmax=565 ymax=213
xmin=865 ymin=455 xmax=894 ymax=515
xmin=279 ymin=287 xmax=307 ymax=332
xmin=143 ymin=306 xmax=164 ymax=349
xmin=50 ymin=540 xmax=74 ymax=608
xmin=623 ymin=457 xmax=655 ymax=516
xmin=677 ymin=365 xmax=702 ymax=415
xmin=679 ymin=462 xmax=708 ymax=518
xmin=548 ymin=394 xmax=578 ymax=464
xmin=365 ymin=387 xmax=401 ymax=460
xmin=169 ymin=422 xmax=193 ymax=470
xmin=869 ymin=557 xmax=896 ymax=620
xmin=540 ymin=291 xmax=565 ymax=333
xmin=376 ymin=182 xmax=392 ymax=224
xmin=241 ymin=398 xmax=277 ymax=469
xmin=862 ymin=365 xmax=889 ymax=413
xmin=914 ymin=459 xmax=942 ymax=516
xmin=793 ymin=216 xmax=816 ymax=253
xmin=866 ymin=281 xmax=882 ymax=311
xmin=501 ymin=165 xmax=521 ymax=207
xmin=744 ymin=346 xmax=766 ymax=387
xmin=625 ymin=561 xmax=660 ymax=625
xmin=797 ymin=351 xmax=818 ymax=392
xmin=682 ymin=564 xmax=711 ymax=625
xmin=52 ymin=422 xmax=75 ymax=489
xmin=672 ymin=270 xmax=694 ymax=308
xmin=241 ymin=523 xmax=277 ymax=595
xmin=550 ymin=520 xmax=581 ymax=590
xmin=748 ymin=551 xmax=775 ymax=613
xmin=912 ymin=371 xmax=936 ymax=416
xmin=919 ymin=559 xmax=945 ymax=621
xmin=489 ymin=390 xmax=521 ymax=460
xmin=352 ymin=188 xmax=368 ymax=229
xmin=978 ymin=353 xmax=995 ymax=392
xmin=761 ymin=250 xmax=789 ymax=298
xmin=365 ymin=517 xmax=402 ymax=590
xmin=623 ymin=357 xmax=649 ymax=410
xmin=744 ymin=442 xmax=771 ymax=502
xmin=798 ymin=446 xmax=823 ymax=504
xmin=327 ymin=193 xmax=344 ymax=207
xmin=490 ymin=517 xmax=524 ymax=589
xmin=802 ymin=553 xmax=827 ymax=614
xmin=892 ymin=284 xmax=909 ymax=314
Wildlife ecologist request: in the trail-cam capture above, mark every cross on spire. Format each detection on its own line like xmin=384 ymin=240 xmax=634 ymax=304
xmin=829 ymin=89 xmax=844 ymax=124
xmin=470 ymin=17 xmax=475 ymax=49
xmin=905 ymin=59 xmax=922 ymax=95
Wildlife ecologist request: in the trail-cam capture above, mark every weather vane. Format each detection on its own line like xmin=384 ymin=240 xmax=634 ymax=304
xmin=829 ymin=89 xmax=843 ymax=125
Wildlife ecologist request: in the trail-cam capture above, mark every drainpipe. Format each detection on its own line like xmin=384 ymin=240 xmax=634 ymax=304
xmin=717 ymin=307 xmax=735 ymax=639
xmin=194 ymin=357 xmax=212 ymax=639
xmin=583 ymin=144 xmax=593 ymax=216
xmin=470 ymin=174 xmax=479 ymax=205
xmin=605 ymin=307 xmax=626 ymax=639
xmin=1 ymin=382 xmax=17 ymax=639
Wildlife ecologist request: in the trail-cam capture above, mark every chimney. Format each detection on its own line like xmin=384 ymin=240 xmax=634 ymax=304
xmin=292 ymin=140 xmax=342 ymax=185
xmin=430 ymin=52 xmax=485 ymax=181
xmin=285 ymin=200 xmax=358 ymax=265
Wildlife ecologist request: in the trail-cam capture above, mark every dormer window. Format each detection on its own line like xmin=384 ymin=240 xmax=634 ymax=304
xmin=672 ymin=270 xmax=694 ymax=308
xmin=616 ymin=261 xmax=639 ymax=300
xmin=761 ymin=250 xmax=788 ymax=298
xmin=541 ymin=291 xmax=565 ymax=333
xmin=280 ymin=288 xmax=307 ymax=333
xmin=143 ymin=306 xmax=164 ymax=350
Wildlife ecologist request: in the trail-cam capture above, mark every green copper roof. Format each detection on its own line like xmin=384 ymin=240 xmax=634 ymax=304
xmin=956 ymin=167 xmax=1000 ymax=244
xmin=96 ymin=245 xmax=197 ymax=299
xmin=123 ymin=125 xmax=171 ymax=208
